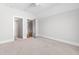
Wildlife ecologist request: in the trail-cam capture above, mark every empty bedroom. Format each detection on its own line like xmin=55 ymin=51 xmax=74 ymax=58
xmin=0 ymin=3 xmax=79 ymax=55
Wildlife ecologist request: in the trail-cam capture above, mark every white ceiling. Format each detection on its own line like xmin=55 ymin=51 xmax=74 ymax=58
xmin=1 ymin=3 xmax=57 ymax=15
xmin=1 ymin=3 xmax=79 ymax=19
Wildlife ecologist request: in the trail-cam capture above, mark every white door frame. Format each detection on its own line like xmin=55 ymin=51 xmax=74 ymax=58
xmin=13 ymin=16 xmax=23 ymax=40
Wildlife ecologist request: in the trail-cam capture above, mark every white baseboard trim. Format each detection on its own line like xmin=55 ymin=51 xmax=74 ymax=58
xmin=38 ymin=34 xmax=79 ymax=47
xmin=0 ymin=39 xmax=14 ymax=44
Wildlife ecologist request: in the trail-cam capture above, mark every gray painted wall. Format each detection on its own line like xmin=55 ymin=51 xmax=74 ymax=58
xmin=38 ymin=3 xmax=79 ymax=44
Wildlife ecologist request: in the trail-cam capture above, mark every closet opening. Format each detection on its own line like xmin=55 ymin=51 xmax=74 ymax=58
xmin=27 ymin=19 xmax=36 ymax=38
xmin=14 ymin=17 xmax=23 ymax=40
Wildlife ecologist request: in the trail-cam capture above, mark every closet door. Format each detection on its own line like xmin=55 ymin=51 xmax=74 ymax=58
xmin=33 ymin=19 xmax=36 ymax=38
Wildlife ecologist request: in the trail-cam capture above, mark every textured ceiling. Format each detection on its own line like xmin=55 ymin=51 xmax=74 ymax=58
xmin=1 ymin=3 xmax=79 ymax=19
xmin=1 ymin=3 xmax=57 ymax=14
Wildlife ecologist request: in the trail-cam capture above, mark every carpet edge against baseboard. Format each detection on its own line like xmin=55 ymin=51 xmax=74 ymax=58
xmin=0 ymin=39 xmax=14 ymax=44
xmin=37 ymin=34 xmax=79 ymax=47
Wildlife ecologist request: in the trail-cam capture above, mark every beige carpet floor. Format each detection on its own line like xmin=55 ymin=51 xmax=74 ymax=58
xmin=0 ymin=37 xmax=79 ymax=55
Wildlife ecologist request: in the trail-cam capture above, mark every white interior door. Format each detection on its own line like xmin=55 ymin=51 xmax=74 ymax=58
xmin=33 ymin=19 xmax=36 ymax=38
